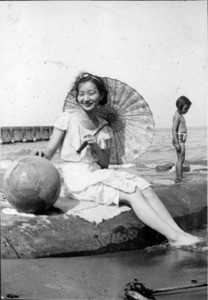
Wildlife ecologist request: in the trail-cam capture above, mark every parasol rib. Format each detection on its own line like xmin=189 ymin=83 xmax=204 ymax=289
xmin=113 ymin=133 xmax=123 ymax=163
xmin=120 ymin=93 xmax=144 ymax=111
xmin=114 ymin=84 xmax=131 ymax=109
xmin=118 ymin=89 xmax=135 ymax=109
xmin=114 ymin=132 xmax=125 ymax=157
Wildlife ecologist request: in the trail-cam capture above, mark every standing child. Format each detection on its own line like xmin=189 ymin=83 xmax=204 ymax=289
xmin=172 ymin=96 xmax=192 ymax=183
xmin=35 ymin=73 xmax=201 ymax=247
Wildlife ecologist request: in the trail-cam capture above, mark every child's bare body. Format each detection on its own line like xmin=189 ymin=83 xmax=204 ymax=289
xmin=172 ymin=96 xmax=191 ymax=183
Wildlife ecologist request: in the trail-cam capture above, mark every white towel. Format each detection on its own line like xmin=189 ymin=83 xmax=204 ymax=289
xmin=65 ymin=201 xmax=131 ymax=224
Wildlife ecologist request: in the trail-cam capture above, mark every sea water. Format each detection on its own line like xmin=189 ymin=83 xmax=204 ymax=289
xmin=1 ymin=126 xmax=207 ymax=164
xmin=139 ymin=126 xmax=207 ymax=165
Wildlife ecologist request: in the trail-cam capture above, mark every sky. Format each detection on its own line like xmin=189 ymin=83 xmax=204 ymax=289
xmin=0 ymin=1 xmax=207 ymax=129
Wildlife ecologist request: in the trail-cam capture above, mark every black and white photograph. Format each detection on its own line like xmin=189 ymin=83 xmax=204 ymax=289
xmin=1 ymin=1 xmax=207 ymax=299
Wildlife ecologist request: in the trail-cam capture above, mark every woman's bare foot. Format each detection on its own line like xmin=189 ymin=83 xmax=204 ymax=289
xmin=169 ymin=232 xmax=204 ymax=248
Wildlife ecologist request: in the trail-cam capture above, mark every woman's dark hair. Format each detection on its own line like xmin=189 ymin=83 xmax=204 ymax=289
xmin=73 ymin=72 xmax=108 ymax=106
xmin=176 ymin=96 xmax=192 ymax=110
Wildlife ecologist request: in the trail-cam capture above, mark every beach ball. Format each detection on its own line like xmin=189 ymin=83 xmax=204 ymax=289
xmin=3 ymin=155 xmax=61 ymax=214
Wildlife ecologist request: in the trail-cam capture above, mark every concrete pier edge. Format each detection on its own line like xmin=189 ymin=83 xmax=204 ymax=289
xmin=1 ymin=172 xmax=207 ymax=259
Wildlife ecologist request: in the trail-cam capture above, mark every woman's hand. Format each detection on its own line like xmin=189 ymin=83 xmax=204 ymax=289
xmin=83 ymin=135 xmax=100 ymax=152
xmin=32 ymin=149 xmax=48 ymax=159
xmin=82 ymin=134 xmax=110 ymax=169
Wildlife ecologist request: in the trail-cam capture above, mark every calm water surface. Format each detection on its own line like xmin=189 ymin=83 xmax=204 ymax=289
xmin=140 ymin=126 xmax=207 ymax=164
xmin=1 ymin=126 xmax=207 ymax=165
xmin=2 ymin=226 xmax=207 ymax=300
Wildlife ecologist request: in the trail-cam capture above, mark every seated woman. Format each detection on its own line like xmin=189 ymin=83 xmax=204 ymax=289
xmin=35 ymin=72 xmax=202 ymax=247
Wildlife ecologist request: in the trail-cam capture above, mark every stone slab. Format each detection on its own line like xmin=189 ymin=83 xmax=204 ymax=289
xmin=1 ymin=174 xmax=207 ymax=259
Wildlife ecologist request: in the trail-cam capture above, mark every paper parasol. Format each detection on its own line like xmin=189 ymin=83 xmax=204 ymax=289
xmin=63 ymin=77 xmax=155 ymax=164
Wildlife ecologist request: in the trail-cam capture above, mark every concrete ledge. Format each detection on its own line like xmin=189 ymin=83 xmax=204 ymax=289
xmin=1 ymin=173 xmax=207 ymax=259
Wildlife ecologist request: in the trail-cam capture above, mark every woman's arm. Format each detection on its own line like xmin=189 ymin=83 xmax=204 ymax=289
xmin=40 ymin=128 xmax=65 ymax=160
xmin=94 ymin=147 xmax=111 ymax=169
xmin=83 ymin=135 xmax=111 ymax=169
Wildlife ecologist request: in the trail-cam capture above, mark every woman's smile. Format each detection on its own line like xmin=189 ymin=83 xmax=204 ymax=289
xmin=82 ymin=100 xmax=93 ymax=106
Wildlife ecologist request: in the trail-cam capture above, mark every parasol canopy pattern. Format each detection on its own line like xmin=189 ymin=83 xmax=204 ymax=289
xmin=63 ymin=77 xmax=155 ymax=164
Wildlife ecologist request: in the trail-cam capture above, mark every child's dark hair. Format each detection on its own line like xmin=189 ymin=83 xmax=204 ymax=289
xmin=73 ymin=72 xmax=108 ymax=106
xmin=176 ymin=96 xmax=192 ymax=110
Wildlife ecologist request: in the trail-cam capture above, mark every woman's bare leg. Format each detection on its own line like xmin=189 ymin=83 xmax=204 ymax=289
xmin=119 ymin=188 xmax=202 ymax=246
xmin=142 ymin=187 xmax=184 ymax=233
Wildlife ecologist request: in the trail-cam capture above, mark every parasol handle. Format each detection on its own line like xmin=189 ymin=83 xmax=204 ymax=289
xmin=77 ymin=141 xmax=88 ymax=154
xmin=77 ymin=123 xmax=108 ymax=154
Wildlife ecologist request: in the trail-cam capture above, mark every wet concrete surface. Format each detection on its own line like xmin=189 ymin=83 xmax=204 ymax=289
xmin=1 ymin=226 xmax=207 ymax=300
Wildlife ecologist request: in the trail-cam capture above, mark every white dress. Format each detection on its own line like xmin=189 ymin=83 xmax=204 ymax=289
xmin=54 ymin=110 xmax=150 ymax=206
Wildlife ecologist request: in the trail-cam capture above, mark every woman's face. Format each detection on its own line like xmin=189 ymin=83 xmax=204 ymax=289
xmin=77 ymin=81 xmax=102 ymax=112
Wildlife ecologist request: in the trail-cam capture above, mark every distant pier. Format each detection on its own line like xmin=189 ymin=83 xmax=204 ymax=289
xmin=0 ymin=126 xmax=53 ymax=144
